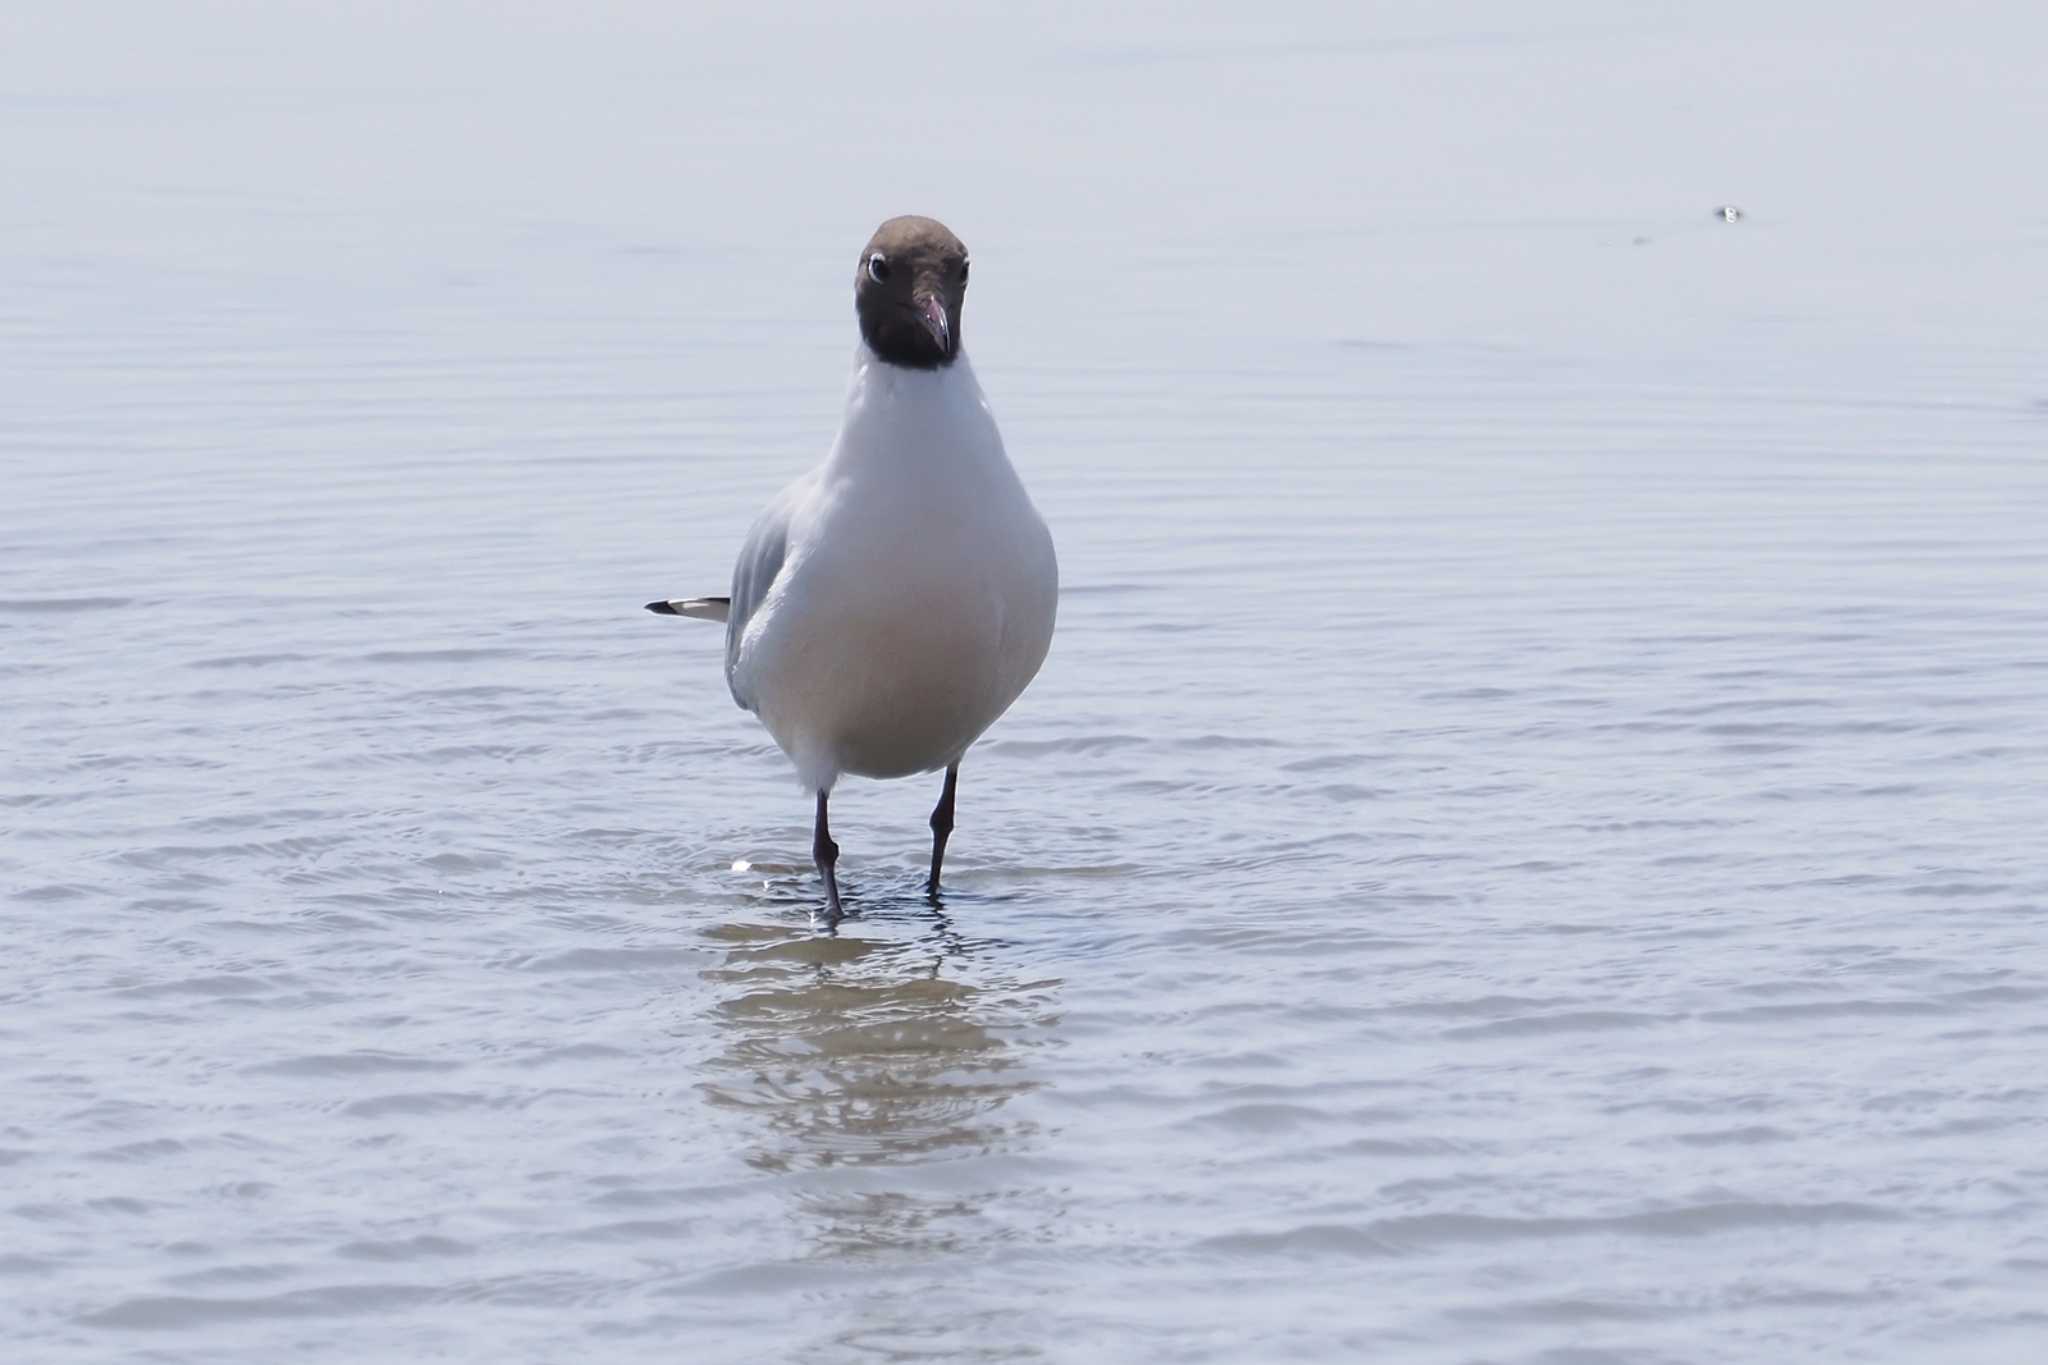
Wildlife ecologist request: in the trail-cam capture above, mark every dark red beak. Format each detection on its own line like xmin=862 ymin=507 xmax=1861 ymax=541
xmin=915 ymin=293 xmax=950 ymax=354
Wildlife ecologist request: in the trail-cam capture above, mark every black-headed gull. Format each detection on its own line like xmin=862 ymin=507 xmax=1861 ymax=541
xmin=648 ymin=216 xmax=1058 ymax=920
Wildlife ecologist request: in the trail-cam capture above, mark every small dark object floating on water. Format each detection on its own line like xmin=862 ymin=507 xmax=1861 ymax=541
xmin=1713 ymin=205 xmax=1744 ymax=223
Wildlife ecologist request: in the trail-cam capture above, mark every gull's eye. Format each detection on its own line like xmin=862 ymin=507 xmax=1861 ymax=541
xmin=959 ymin=258 xmax=970 ymax=283
xmin=867 ymin=253 xmax=890 ymax=283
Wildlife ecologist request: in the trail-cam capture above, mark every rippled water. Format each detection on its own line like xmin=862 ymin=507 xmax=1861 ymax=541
xmin=7 ymin=4 xmax=2048 ymax=1361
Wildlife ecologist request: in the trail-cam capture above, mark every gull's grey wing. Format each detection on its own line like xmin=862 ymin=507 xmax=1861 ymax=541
xmin=723 ymin=496 xmax=793 ymax=710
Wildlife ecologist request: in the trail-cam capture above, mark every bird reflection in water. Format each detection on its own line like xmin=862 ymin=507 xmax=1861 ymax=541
xmin=697 ymin=896 xmax=1063 ymax=1265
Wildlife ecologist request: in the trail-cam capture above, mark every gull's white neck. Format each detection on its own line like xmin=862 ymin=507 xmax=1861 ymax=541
xmin=826 ymin=343 xmax=1003 ymax=478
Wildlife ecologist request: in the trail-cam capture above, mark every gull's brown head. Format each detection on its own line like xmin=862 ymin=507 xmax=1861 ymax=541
xmin=855 ymin=215 xmax=969 ymax=370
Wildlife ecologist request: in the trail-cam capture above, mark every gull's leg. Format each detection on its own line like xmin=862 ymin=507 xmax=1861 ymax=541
xmin=925 ymin=764 xmax=958 ymax=898
xmin=813 ymin=790 xmax=843 ymax=921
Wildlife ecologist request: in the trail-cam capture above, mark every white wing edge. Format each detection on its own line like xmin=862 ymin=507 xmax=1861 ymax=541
xmin=645 ymin=596 xmax=730 ymax=623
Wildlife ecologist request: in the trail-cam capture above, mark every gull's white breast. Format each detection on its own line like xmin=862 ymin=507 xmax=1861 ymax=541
xmin=730 ymin=350 xmax=1057 ymax=789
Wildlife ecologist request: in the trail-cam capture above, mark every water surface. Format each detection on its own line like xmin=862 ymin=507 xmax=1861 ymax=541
xmin=6 ymin=4 xmax=2048 ymax=1361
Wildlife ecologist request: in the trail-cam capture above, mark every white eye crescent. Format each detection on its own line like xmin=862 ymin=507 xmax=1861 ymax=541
xmin=867 ymin=252 xmax=890 ymax=283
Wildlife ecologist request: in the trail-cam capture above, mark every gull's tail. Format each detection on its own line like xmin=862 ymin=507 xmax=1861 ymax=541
xmin=645 ymin=596 xmax=730 ymax=623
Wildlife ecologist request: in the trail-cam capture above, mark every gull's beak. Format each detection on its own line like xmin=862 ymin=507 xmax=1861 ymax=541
xmin=915 ymin=293 xmax=950 ymax=354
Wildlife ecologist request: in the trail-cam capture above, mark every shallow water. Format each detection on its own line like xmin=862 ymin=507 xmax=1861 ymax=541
xmin=6 ymin=4 xmax=2048 ymax=1362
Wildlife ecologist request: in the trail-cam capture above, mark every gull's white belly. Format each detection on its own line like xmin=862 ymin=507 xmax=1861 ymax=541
xmin=746 ymin=522 xmax=1055 ymax=784
xmin=773 ymin=586 xmax=1003 ymax=778
xmin=723 ymin=349 xmax=1058 ymax=790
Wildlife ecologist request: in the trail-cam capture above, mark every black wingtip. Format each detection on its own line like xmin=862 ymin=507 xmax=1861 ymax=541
xmin=645 ymin=600 xmax=679 ymax=615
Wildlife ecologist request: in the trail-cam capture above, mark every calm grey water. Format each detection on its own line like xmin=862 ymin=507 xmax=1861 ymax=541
xmin=6 ymin=4 xmax=2048 ymax=1361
